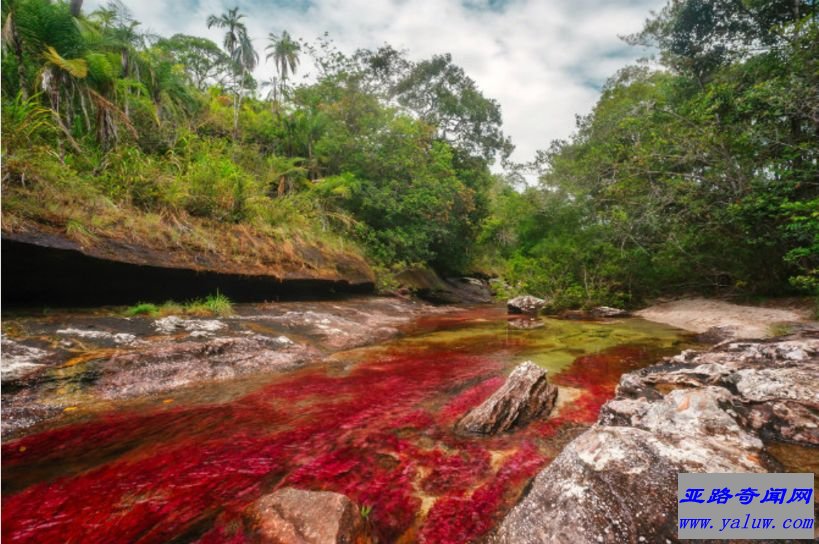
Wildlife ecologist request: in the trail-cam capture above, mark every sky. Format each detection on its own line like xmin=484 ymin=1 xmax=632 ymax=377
xmin=86 ymin=0 xmax=664 ymax=165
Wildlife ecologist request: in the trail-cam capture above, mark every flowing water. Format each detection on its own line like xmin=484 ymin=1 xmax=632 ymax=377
xmin=1 ymin=304 xmax=693 ymax=543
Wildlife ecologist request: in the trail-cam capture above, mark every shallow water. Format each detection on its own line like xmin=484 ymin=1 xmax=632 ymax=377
xmin=1 ymin=305 xmax=692 ymax=543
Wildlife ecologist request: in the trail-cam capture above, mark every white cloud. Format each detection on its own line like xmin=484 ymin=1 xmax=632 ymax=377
xmin=85 ymin=0 xmax=662 ymax=164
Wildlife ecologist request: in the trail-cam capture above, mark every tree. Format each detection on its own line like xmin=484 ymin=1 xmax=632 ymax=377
xmin=265 ymin=30 xmax=300 ymax=102
xmin=69 ymin=0 xmax=82 ymax=17
xmin=391 ymin=53 xmax=512 ymax=164
xmin=155 ymin=34 xmax=233 ymax=90
xmin=2 ymin=0 xmax=30 ymax=98
xmin=206 ymin=7 xmax=257 ymax=135
xmin=627 ymin=0 xmax=814 ymax=83
xmin=508 ymin=1 xmax=819 ymax=305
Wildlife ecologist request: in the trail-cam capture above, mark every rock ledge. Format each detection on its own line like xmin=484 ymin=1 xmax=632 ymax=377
xmin=492 ymin=334 xmax=819 ymax=543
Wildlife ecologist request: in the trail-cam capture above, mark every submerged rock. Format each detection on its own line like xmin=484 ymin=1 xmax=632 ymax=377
xmin=457 ymin=361 xmax=557 ymax=434
xmin=246 ymin=487 xmax=373 ymax=544
xmin=2 ymin=297 xmax=454 ymax=438
xmin=507 ymin=296 xmax=546 ymax=315
xmin=493 ymin=335 xmax=818 ymax=543
xmin=589 ymin=306 xmax=629 ymax=318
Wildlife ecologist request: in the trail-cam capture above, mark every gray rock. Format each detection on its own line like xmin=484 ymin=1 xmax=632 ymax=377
xmin=618 ymin=338 xmax=819 ymax=445
xmin=507 ymin=295 xmax=547 ymax=315
xmin=589 ymin=306 xmax=630 ymax=318
xmin=457 ymin=361 xmax=557 ymax=434
xmin=0 ymin=336 xmax=50 ymax=382
xmin=246 ymin=487 xmax=373 ymax=544
xmin=444 ymin=276 xmax=493 ymax=303
xmin=492 ymin=425 xmax=766 ymax=544
xmin=56 ymin=328 xmax=138 ymax=345
xmin=95 ymin=334 xmax=314 ymax=399
xmin=493 ymin=336 xmax=817 ymax=543
xmin=153 ymin=316 xmax=227 ymax=336
xmin=695 ymin=325 xmax=737 ymax=343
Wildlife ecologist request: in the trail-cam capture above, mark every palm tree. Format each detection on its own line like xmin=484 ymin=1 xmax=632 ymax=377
xmin=70 ymin=0 xmax=83 ymax=17
xmin=265 ymin=31 xmax=300 ymax=102
xmin=207 ymin=7 xmax=257 ymax=136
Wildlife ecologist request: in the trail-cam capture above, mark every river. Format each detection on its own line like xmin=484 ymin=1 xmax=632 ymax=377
xmin=1 ymin=299 xmax=693 ymax=542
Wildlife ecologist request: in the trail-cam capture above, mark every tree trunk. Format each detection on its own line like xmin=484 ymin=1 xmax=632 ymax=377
xmin=70 ymin=0 xmax=83 ymax=17
xmin=6 ymin=15 xmax=29 ymax=98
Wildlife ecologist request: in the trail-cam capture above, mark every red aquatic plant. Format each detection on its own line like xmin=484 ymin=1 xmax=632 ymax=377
xmin=2 ymin=318 xmax=668 ymax=544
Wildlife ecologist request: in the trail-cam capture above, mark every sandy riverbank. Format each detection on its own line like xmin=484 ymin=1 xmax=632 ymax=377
xmin=636 ymin=297 xmax=814 ymax=339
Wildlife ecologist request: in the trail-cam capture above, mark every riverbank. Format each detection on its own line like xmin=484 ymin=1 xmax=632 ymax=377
xmin=636 ymin=297 xmax=815 ymax=339
xmin=493 ymin=331 xmax=819 ymax=542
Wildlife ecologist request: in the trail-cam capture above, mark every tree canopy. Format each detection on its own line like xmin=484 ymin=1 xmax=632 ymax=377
xmin=2 ymin=0 xmax=816 ymax=308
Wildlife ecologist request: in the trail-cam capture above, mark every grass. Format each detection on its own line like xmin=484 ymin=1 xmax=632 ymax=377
xmin=360 ymin=505 xmax=373 ymax=519
xmin=124 ymin=303 xmax=160 ymax=317
xmin=768 ymin=322 xmax=796 ymax=337
xmin=123 ymin=293 xmax=233 ymax=318
xmin=185 ymin=292 xmax=234 ymax=317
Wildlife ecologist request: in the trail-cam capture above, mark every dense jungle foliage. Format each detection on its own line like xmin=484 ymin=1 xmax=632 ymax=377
xmin=488 ymin=0 xmax=818 ymax=308
xmin=1 ymin=0 xmax=817 ymax=309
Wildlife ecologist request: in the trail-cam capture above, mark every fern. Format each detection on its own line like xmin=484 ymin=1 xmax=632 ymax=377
xmin=42 ymin=45 xmax=88 ymax=78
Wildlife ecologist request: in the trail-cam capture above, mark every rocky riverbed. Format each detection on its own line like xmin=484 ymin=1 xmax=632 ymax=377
xmin=1 ymin=299 xmax=693 ymax=543
xmin=492 ymin=333 xmax=819 ymax=543
xmin=4 ymin=295 xmax=815 ymax=543
xmin=1 ymin=297 xmax=450 ymax=438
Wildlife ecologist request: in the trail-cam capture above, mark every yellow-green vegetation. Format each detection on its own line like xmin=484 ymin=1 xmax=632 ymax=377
xmin=768 ymin=322 xmax=797 ymax=338
xmin=123 ymin=293 xmax=233 ymax=318
xmin=124 ymin=303 xmax=162 ymax=317
xmin=1 ymin=0 xmax=506 ymax=278
xmin=364 ymin=314 xmax=687 ymax=375
xmin=186 ymin=292 xmax=234 ymax=317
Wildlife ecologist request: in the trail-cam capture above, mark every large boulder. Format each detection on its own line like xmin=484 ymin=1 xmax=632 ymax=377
xmin=392 ymin=267 xmax=491 ymax=304
xmin=507 ymin=295 xmax=546 ymax=315
xmin=444 ymin=276 xmax=493 ymax=303
xmin=492 ymin=336 xmax=818 ymax=543
xmin=457 ymin=361 xmax=558 ymax=434
xmin=493 ymin=387 xmax=767 ymax=544
xmin=246 ymin=487 xmax=373 ymax=544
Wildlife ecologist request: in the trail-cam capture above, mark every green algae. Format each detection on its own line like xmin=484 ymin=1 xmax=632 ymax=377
xmin=389 ymin=316 xmax=691 ymax=375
